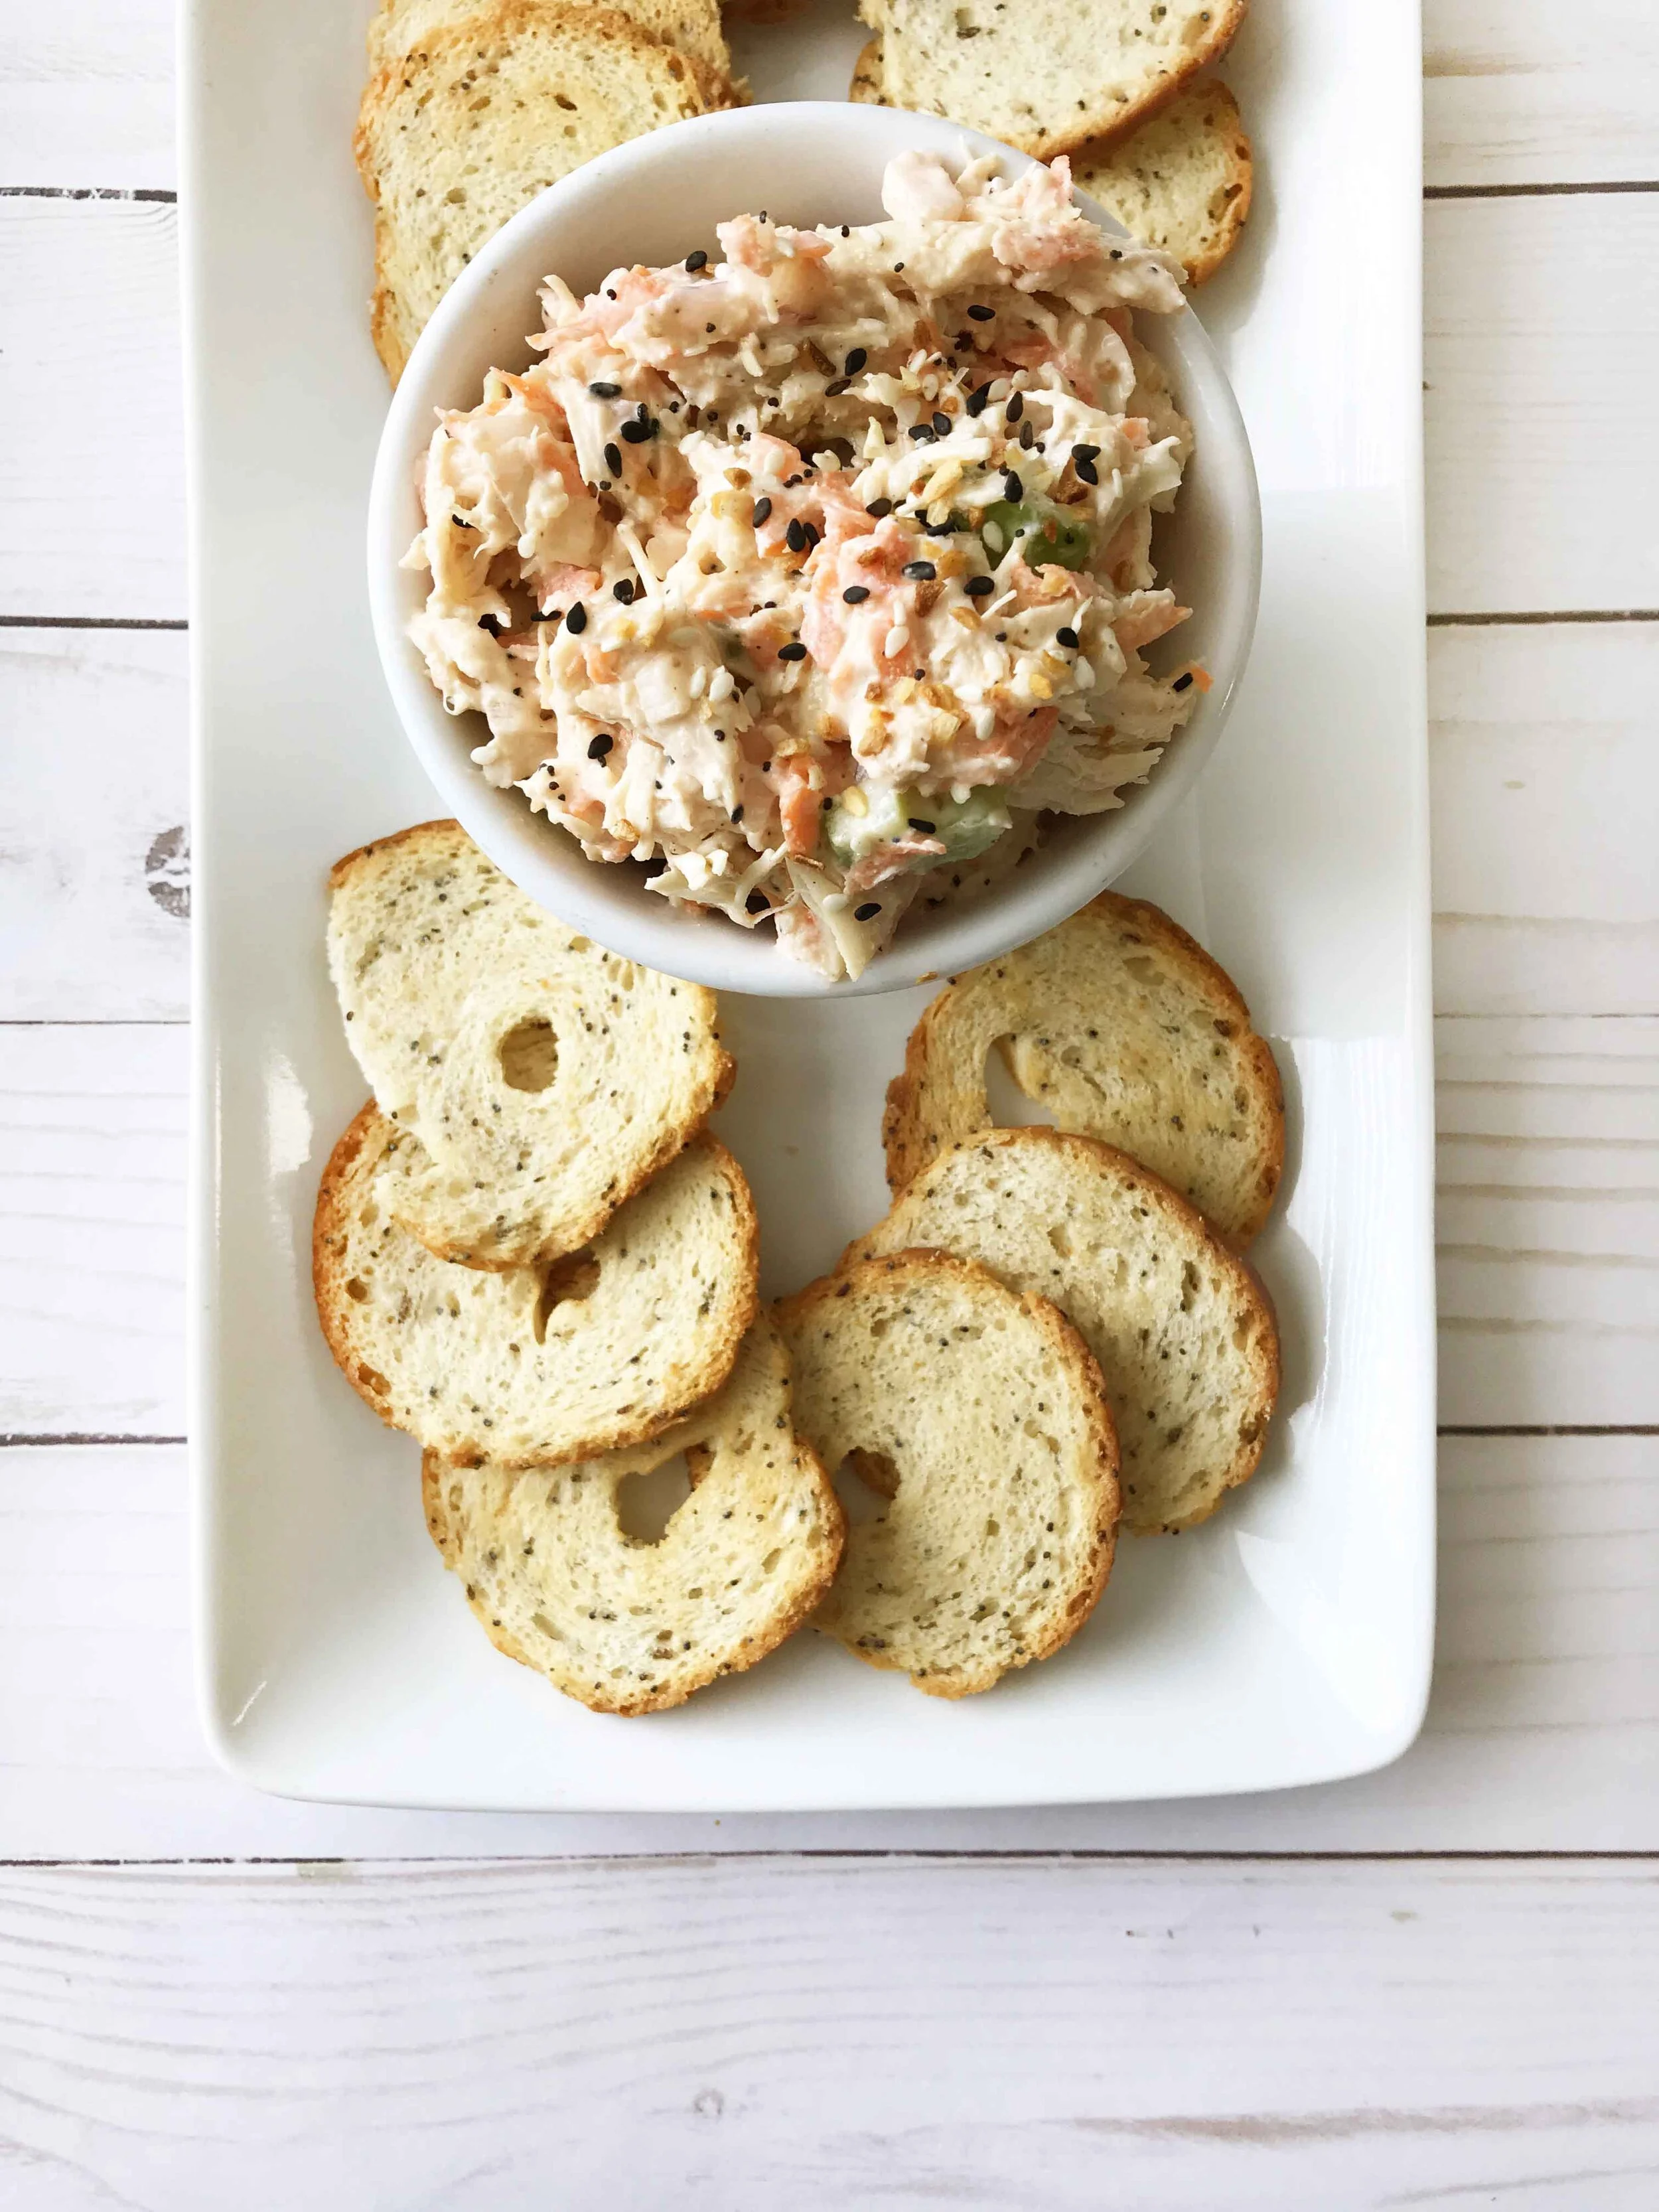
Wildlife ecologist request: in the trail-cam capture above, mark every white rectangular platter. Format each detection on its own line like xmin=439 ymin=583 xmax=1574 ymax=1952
xmin=184 ymin=0 xmax=1434 ymax=1810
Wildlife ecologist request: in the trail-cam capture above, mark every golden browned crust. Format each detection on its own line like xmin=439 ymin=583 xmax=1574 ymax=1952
xmin=847 ymin=1124 xmax=1279 ymax=1535
xmin=354 ymin=3 xmax=723 ymax=385
xmin=421 ymin=1339 xmax=845 ymax=1714
xmin=1070 ymin=78 xmax=1253 ymax=285
xmin=312 ymin=1100 xmax=404 ymax=1432
xmin=327 ymin=820 xmax=738 ymax=1272
xmin=882 ymin=889 xmax=1285 ymax=1248
xmin=847 ymin=34 xmax=883 ymax=104
xmin=315 ymin=1105 xmax=760 ymax=1467
xmin=846 ymin=1 xmax=1250 ymax=160
xmin=398 ymin=1069 xmax=739 ymax=1274
xmin=778 ymin=1248 xmax=1119 ymax=1697
xmin=1081 ymin=0 xmax=1250 ymax=156
xmin=326 ymin=817 xmax=463 ymax=893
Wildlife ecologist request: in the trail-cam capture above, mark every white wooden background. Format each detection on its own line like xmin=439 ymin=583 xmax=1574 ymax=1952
xmin=1 ymin=1 xmax=1656 ymax=2203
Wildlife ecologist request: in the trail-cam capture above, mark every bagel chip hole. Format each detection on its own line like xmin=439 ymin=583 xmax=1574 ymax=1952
xmin=985 ymin=1037 xmax=1059 ymax=1130
xmin=616 ymin=1452 xmax=693 ymax=1544
xmin=534 ymin=1247 xmax=600 ymax=1341
xmin=835 ymin=1446 xmax=899 ymax=1526
xmin=499 ymin=1016 xmax=559 ymax=1092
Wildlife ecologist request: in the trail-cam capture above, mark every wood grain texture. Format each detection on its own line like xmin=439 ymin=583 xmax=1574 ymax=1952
xmin=0 ymin=628 xmax=188 ymax=1020
xmin=0 ymin=1026 xmax=184 ymax=1437
xmin=5 ymin=623 xmax=1654 ymax=1033
xmin=15 ymin=0 xmax=1659 ymax=198
xmin=2 ymin=1429 xmax=1652 ymax=1859
xmin=4 ymin=185 xmax=1659 ymax=628
xmin=0 ymin=1013 xmax=1649 ymax=1441
xmin=1426 ymin=194 xmax=1659 ymax=614
xmin=0 ymin=198 xmax=182 ymax=620
xmin=1437 ymin=1017 xmax=1659 ymax=1427
xmin=0 ymin=1854 xmax=1654 ymax=2211
xmin=1425 ymin=0 xmax=1659 ymax=189
xmin=1430 ymin=623 xmax=1659 ymax=1017
xmin=0 ymin=2 xmax=173 ymax=189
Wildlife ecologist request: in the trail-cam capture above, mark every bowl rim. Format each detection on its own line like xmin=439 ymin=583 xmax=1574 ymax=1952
xmin=367 ymin=99 xmax=1261 ymax=998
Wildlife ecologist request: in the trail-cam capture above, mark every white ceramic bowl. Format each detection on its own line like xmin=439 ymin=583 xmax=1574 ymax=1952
xmin=368 ymin=101 xmax=1260 ymax=997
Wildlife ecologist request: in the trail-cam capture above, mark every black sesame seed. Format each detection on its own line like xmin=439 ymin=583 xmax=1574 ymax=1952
xmin=684 ymin=248 xmax=708 ymax=271
xmin=845 ymin=347 xmax=867 ymax=374
xmin=1056 ymin=625 xmax=1080 ymax=648
xmin=745 ymin=889 xmax=770 ymax=914
xmin=605 ymin=289 xmax=618 ymax=301
xmin=908 ymin=423 xmax=936 ymax=443
xmin=967 ymin=303 xmax=995 ymax=322
xmin=1005 ymin=391 xmax=1024 ymax=423
xmin=1019 ymin=419 xmax=1035 ymax=450
xmin=620 ymin=419 xmax=651 ymax=443
xmin=564 ymin=602 xmax=587 ymax=634
xmin=909 ymin=818 xmax=936 ymax=834
xmin=587 ymin=734 xmax=613 ymax=760
xmin=589 ymin=380 xmax=621 ymax=398
xmin=1172 ymin=670 xmax=1194 ymax=692
xmin=777 ymin=641 xmax=808 ymax=661
xmin=853 ymin=901 xmax=881 ymax=921
xmin=1074 ymin=455 xmax=1099 ymax=484
xmin=966 ymin=384 xmax=991 ymax=417
xmin=893 ymin=261 xmax=904 ymax=271
xmin=902 ymin=560 xmax=937 ymax=581
xmin=785 ymin=518 xmax=808 ymax=552
xmin=843 ymin=584 xmax=871 ymax=603
xmin=612 ymin=578 xmax=635 ymax=603
xmin=752 ymin=496 xmax=772 ymax=526
xmin=603 ymin=441 xmax=622 ymax=475
xmin=966 ymin=575 xmax=995 ymax=597
xmin=865 ymin=497 xmax=893 ymax=518
xmin=1001 ymin=470 xmax=1023 ymax=502
xmin=931 ymin=409 xmax=952 ymax=437
xmin=824 ymin=378 xmax=851 ymax=397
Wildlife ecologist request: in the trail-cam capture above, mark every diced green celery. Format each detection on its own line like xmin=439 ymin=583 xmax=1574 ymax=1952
xmin=824 ymin=783 xmax=1011 ymax=869
xmin=906 ymin=786 xmax=1011 ymax=863
xmin=977 ymin=499 xmax=1092 ymax=571
xmin=824 ymin=784 xmax=910 ymax=866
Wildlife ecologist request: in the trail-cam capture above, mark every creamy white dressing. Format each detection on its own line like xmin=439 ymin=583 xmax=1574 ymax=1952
xmin=404 ymin=152 xmax=1201 ymax=979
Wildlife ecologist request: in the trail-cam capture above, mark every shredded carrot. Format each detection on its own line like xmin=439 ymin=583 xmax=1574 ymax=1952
xmin=1185 ymin=663 xmax=1214 ymax=694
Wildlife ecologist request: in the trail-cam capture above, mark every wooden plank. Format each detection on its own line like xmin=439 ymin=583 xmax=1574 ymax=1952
xmin=1 ymin=1010 xmax=1651 ymax=1439
xmin=1429 ymin=622 xmax=1659 ymax=1017
xmin=3 ymin=173 xmax=1658 ymax=628
xmin=1425 ymin=0 xmax=1659 ymax=188
xmin=0 ymin=199 xmax=182 ymax=620
xmin=0 ymin=1 xmax=174 ymax=190
xmin=2 ymin=1430 xmax=1652 ymax=1859
xmin=9 ymin=0 xmax=1659 ymax=200
xmin=5 ymin=621 xmax=1654 ymax=1033
xmin=0 ymin=1854 xmax=1653 ymax=2210
xmin=1426 ymin=195 xmax=1659 ymax=615
xmin=1437 ymin=1016 xmax=1659 ymax=1426
xmin=0 ymin=628 xmax=188 ymax=1021
xmin=0 ymin=1026 xmax=184 ymax=1438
